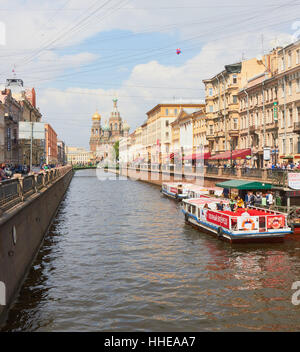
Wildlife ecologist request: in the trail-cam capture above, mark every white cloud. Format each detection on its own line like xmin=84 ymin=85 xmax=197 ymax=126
xmin=0 ymin=0 xmax=297 ymax=148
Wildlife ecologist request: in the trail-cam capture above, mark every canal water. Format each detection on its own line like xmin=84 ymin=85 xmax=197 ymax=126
xmin=2 ymin=169 xmax=300 ymax=332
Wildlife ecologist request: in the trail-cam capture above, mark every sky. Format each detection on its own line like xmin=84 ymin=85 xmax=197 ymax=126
xmin=0 ymin=0 xmax=299 ymax=148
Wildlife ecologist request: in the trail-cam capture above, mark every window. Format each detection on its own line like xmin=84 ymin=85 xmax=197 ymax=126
xmin=297 ymin=49 xmax=300 ymax=65
xmin=289 ymin=81 xmax=292 ymax=96
xmin=174 ymin=108 xmax=178 ymax=115
xmin=289 ymin=109 xmax=293 ymax=127
xmin=281 ymin=111 xmax=285 ymax=128
xmin=165 ymin=120 xmax=169 ymax=127
xmin=165 ymin=132 xmax=169 ymax=138
xmin=209 ymin=88 xmax=213 ymax=96
xmin=209 ymin=105 xmax=213 ymax=112
xmin=281 ymin=57 xmax=284 ymax=71
xmin=290 ymin=138 xmax=294 ymax=154
xmin=166 ymin=108 xmax=169 ymax=116
xmin=288 ymin=51 xmax=292 ymax=67
xmin=298 ymin=107 xmax=300 ymax=122
xmin=233 ymin=75 xmax=237 ymax=84
xmin=233 ymin=118 xmax=238 ymax=130
xmin=232 ymin=95 xmax=238 ymax=104
xmin=281 ymin=84 xmax=285 ymax=98
xmin=297 ymin=78 xmax=300 ymax=93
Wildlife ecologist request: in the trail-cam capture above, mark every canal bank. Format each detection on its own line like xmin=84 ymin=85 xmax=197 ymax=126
xmin=0 ymin=166 xmax=73 ymax=325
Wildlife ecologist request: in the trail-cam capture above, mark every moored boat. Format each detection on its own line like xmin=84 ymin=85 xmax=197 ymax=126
xmin=161 ymin=182 xmax=194 ymax=200
xmin=186 ymin=185 xmax=224 ymax=199
xmin=182 ymin=197 xmax=292 ymax=243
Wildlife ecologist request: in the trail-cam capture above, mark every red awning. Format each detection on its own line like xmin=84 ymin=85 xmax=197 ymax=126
xmin=183 ymin=152 xmax=211 ymax=161
xmin=209 ymin=148 xmax=251 ymax=160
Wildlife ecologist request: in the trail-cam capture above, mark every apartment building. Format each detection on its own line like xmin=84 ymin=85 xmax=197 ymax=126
xmin=145 ymin=101 xmax=205 ymax=164
xmin=203 ymin=58 xmax=268 ymax=156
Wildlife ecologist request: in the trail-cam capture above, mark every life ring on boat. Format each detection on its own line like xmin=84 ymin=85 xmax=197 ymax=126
xmin=217 ymin=227 xmax=224 ymax=239
xmin=269 ymin=217 xmax=282 ymax=229
xmin=241 ymin=218 xmax=256 ymax=231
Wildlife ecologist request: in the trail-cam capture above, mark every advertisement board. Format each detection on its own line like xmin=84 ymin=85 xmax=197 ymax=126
xmin=288 ymin=173 xmax=300 ymax=190
xmin=206 ymin=210 xmax=230 ymax=229
xmin=267 ymin=215 xmax=285 ymax=229
xmin=19 ymin=122 xmax=45 ymax=140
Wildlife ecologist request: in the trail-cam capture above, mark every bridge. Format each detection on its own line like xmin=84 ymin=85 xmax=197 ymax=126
xmin=72 ymin=164 xmax=97 ymax=171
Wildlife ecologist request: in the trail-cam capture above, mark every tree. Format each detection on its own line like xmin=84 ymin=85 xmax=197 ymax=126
xmin=113 ymin=141 xmax=119 ymax=162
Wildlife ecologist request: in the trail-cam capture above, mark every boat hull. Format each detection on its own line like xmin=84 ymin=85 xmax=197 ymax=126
xmin=183 ymin=211 xmax=287 ymax=244
xmin=161 ymin=189 xmax=187 ymax=201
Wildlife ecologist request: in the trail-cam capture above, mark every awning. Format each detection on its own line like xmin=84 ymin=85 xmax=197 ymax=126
xmin=209 ymin=148 xmax=251 ymax=160
xmin=183 ymin=152 xmax=211 ymax=161
xmin=215 ymin=180 xmax=272 ymax=190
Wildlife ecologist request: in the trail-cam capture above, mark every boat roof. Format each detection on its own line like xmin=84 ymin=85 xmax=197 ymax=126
xmin=163 ymin=182 xmax=194 ymax=187
xmin=184 ymin=197 xmax=229 ymax=205
xmin=215 ymin=179 xmax=272 ymax=190
xmin=188 ymin=185 xmax=223 ymax=191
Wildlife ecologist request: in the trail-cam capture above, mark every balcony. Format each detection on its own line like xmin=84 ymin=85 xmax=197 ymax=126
xmin=206 ymin=134 xmax=215 ymax=140
xmin=294 ymin=122 xmax=300 ymax=133
xmin=228 ymin=129 xmax=239 ymax=137
xmin=249 ymin=126 xmax=259 ymax=134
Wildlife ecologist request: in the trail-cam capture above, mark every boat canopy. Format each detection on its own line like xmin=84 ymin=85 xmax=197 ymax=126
xmin=215 ymin=180 xmax=272 ymax=190
xmin=209 ymin=148 xmax=251 ymax=160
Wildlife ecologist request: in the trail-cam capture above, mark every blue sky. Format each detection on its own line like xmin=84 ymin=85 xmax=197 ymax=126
xmin=0 ymin=0 xmax=299 ymax=148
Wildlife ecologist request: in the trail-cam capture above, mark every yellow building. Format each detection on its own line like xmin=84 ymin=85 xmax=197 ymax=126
xmin=66 ymin=146 xmax=94 ymax=165
xmin=203 ymin=58 xmax=268 ymax=156
xmin=145 ymin=101 xmax=205 ymax=164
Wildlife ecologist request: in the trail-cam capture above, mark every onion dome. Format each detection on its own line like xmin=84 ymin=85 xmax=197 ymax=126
xmin=92 ymin=110 xmax=101 ymax=121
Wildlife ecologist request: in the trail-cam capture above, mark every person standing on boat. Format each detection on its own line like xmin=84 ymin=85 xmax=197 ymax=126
xmin=261 ymin=193 xmax=267 ymax=207
xmin=267 ymin=191 xmax=274 ymax=208
xmin=254 ymin=192 xmax=262 ymax=206
xmin=236 ymin=196 xmax=244 ymax=209
xmin=217 ymin=201 xmax=225 ymax=211
xmin=229 ymin=198 xmax=235 ymax=212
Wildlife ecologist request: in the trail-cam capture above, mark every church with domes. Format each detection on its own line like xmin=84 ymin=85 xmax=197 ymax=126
xmin=89 ymin=98 xmax=130 ymax=160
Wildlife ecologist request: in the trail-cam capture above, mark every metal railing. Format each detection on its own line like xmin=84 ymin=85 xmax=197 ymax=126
xmin=206 ymin=166 xmax=219 ymax=175
xmin=241 ymin=168 xmax=263 ymax=178
xmin=0 ymin=166 xmax=72 ymax=213
xmin=222 ymin=168 xmax=237 ymax=176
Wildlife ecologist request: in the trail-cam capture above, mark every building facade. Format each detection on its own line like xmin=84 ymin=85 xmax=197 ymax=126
xmin=65 ymin=146 xmax=94 ymax=165
xmin=45 ymin=124 xmax=58 ymax=165
xmin=0 ymin=88 xmax=22 ymax=164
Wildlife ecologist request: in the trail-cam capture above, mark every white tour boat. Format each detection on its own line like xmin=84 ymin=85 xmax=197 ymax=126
xmin=161 ymin=182 xmax=194 ymax=200
xmin=182 ymin=197 xmax=292 ymax=243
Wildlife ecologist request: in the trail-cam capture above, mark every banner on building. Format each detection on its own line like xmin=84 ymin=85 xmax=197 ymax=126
xmin=19 ymin=122 xmax=45 ymax=140
xmin=288 ymin=173 xmax=300 ymax=190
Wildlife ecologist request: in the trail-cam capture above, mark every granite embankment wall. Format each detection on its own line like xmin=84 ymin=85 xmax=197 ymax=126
xmin=0 ymin=166 xmax=73 ymax=325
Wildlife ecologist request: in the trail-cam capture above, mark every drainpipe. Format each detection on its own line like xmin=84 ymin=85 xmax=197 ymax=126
xmin=221 ymin=72 xmax=227 ymax=151
xmin=283 ymin=48 xmax=287 ymax=155
xmin=244 ymin=89 xmax=250 ymax=149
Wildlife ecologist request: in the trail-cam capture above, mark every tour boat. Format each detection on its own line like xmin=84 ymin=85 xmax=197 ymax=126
xmin=161 ymin=182 xmax=194 ymax=200
xmin=186 ymin=185 xmax=224 ymax=199
xmin=182 ymin=197 xmax=292 ymax=243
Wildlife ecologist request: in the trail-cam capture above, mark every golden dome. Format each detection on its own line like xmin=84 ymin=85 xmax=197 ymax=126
xmin=92 ymin=110 xmax=101 ymax=121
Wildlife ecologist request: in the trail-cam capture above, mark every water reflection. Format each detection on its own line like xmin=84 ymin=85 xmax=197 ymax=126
xmin=2 ymin=169 xmax=300 ymax=332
